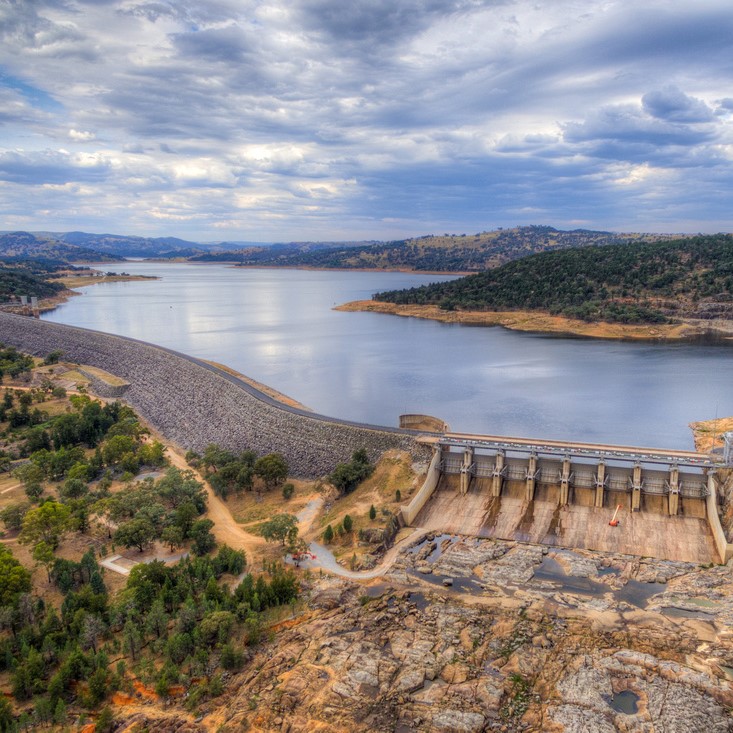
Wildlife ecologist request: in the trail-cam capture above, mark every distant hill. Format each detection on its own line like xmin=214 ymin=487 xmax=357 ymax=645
xmin=190 ymin=240 xmax=382 ymax=264
xmin=373 ymin=234 xmax=733 ymax=325
xmin=0 ymin=232 xmax=124 ymax=264
xmin=52 ymin=231 xmax=209 ymax=258
xmin=0 ymin=265 xmax=65 ymax=300
xmin=190 ymin=226 xmax=677 ymax=272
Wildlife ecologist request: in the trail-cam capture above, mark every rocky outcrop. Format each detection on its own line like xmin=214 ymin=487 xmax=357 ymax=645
xmin=0 ymin=313 xmax=424 ymax=477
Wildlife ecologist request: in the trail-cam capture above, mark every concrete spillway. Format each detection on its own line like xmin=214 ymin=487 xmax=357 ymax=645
xmin=413 ymin=475 xmax=717 ymax=563
xmin=403 ymin=442 xmax=732 ymax=564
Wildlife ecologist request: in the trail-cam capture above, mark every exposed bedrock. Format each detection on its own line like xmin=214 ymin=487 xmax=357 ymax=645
xmin=0 ymin=313 xmax=424 ymax=477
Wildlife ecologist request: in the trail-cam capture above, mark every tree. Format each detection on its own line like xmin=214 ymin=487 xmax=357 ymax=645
xmin=322 ymin=524 xmax=334 ymax=544
xmin=369 ymin=504 xmax=376 ymax=521
xmin=115 ymin=518 xmax=156 ymax=552
xmin=282 ymin=482 xmax=295 ymax=500
xmin=260 ymin=514 xmax=298 ymax=546
xmin=19 ymin=501 xmax=71 ymax=550
xmin=14 ymin=462 xmax=44 ymax=493
xmin=0 ymin=502 xmax=30 ymax=531
xmin=161 ymin=525 xmax=185 ymax=552
xmin=328 ymin=449 xmax=374 ymax=494
xmin=32 ymin=541 xmax=56 ymax=582
xmin=190 ymin=518 xmax=216 ymax=556
xmin=343 ymin=514 xmax=353 ymax=533
xmin=254 ymin=453 xmax=288 ymax=491
xmin=0 ymin=544 xmax=32 ymax=606
xmin=80 ymin=614 xmax=106 ymax=654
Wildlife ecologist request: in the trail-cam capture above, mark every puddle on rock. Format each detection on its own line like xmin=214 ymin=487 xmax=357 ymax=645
xmin=408 ymin=534 xmax=458 ymax=562
xmin=608 ymin=690 xmax=640 ymax=715
xmin=408 ymin=591 xmax=430 ymax=612
xmin=407 ymin=569 xmax=484 ymax=594
xmin=661 ymin=606 xmax=717 ymax=620
xmin=533 ymin=557 xmax=607 ymax=596
xmin=615 ymin=580 xmax=666 ymax=608
xmin=533 ymin=557 xmax=666 ymax=608
xmin=364 ymin=583 xmax=392 ymax=598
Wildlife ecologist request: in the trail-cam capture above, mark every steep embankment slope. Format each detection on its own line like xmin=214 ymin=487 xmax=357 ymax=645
xmin=0 ymin=313 xmax=422 ymax=477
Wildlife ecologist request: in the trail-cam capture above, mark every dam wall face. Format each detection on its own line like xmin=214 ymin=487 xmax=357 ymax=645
xmin=0 ymin=313 xmax=423 ymax=478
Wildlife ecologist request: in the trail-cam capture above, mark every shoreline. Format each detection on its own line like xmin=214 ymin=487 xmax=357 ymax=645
xmin=336 ymin=300 xmax=733 ymax=343
xmin=37 ymin=272 xmax=158 ymax=313
xmin=178 ymin=261 xmax=472 ymax=276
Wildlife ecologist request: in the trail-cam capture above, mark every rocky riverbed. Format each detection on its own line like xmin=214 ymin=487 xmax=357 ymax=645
xmin=159 ymin=536 xmax=733 ymax=733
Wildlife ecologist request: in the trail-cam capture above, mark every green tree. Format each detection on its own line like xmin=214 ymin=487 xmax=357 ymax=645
xmin=115 ymin=518 xmax=156 ymax=552
xmin=19 ymin=501 xmax=71 ymax=550
xmin=32 ymin=540 xmax=56 ymax=583
xmin=322 ymin=524 xmax=334 ymax=544
xmin=282 ymin=482 xmax=295 ymax=500
xmin=161 ymin=524 xmax=185 ymax=552
xmin=343 ymin=514 xmax=353 ymax=533
xmin=369 ymin=504 xmax=376 ymax=521
xmin=0 ymin=544 xmax=32 ymax=606
xmin=190 ymin=518 xmax=216 ymax=556
xmin=254 ymin=453 xmax=288 ymax=491
xmin=0 ymin=502 xmax=30 ymax=531
xmin=260 ymin=514 xmax=298 ymax=546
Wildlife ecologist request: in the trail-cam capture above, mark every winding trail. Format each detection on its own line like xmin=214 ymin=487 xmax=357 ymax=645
xmin=295 ymin=529 xmax=431 ymax=580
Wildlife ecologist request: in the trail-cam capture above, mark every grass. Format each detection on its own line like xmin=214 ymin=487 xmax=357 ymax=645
xmin=228 ymin=479 xmax=317 ymax=525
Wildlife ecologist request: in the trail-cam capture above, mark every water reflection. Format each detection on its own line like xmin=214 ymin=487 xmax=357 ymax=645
xmin=42 ymin=262 xmax=733 ymax=448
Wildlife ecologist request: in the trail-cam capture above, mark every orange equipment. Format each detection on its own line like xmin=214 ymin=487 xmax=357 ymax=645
xmin=609 ymin=504 xmax=622 ymax=527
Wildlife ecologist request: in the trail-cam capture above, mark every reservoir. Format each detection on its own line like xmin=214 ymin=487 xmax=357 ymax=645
xmin=42 ymin=261 xmax=733 ymax=450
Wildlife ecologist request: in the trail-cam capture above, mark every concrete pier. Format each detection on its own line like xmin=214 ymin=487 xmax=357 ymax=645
xmin=491 ymin=451 xmax=505 ymax=498
xmin=594 ymin=461 xmax=606 ymax=508
xmin=460 ymin=447 xmax=474 ymax=495
xmin=631 ymin=463 xmax=642 ymax=511
xmin=668 ymin=465 xmax=680 ymax=516
xmin=560 ymin=456 xmax=571 ymax=506
xmin=526 ymin=453 xmax=538 ymax=501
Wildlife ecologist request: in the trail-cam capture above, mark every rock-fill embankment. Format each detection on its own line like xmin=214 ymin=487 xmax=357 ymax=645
xmin=0 ymin=313 xmax=423 ymax=477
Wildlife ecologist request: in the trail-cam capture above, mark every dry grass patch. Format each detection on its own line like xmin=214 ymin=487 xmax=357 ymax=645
xmin=227 ymin=479 xmax=319 ymax=526
xmin=317 ymin=450 xmax=416 ymax=531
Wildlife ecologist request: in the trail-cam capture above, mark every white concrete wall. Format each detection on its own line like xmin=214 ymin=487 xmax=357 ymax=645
xmin=402 ymin=448 xmax=442 ymax=525
xmin=706 ymin=472 xmax=733 ymax=563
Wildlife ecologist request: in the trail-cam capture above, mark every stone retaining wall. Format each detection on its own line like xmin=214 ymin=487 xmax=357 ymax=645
xmin=0 ymin=313 xmax=424 ymax=478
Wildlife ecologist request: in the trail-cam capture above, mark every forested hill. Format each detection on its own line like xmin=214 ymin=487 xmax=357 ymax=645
xmin=0 ymin=231 xmax=123 ymax=264
xmin=191 ymin=226 xmax=674 ymax=272
xmin=373 ymin=234 xmax=733 ymax=324
xmin=0 ymin=266 xmax=65 ymax=300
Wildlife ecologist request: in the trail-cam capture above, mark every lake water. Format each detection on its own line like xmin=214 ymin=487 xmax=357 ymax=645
xmin=42 ymin=262 xmax=733 ymax=449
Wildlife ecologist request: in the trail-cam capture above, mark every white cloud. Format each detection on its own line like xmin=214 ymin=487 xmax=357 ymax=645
xmin=0 ymin=0 xmax=730 ymax=238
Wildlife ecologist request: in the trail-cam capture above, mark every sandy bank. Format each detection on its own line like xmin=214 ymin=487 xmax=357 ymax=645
xmin=336 ymin=300 xmax=733 ymax=343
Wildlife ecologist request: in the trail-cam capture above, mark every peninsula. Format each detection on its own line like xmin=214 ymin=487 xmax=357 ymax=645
xmin=344 ymin=234 xmax=733 ymax=342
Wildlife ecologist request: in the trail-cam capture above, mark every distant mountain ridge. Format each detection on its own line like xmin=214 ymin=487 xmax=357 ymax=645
xmin=0 ymin=231 xmax=124 ymax=264
xmin=190 ymin=226 xmax=680 ymax=272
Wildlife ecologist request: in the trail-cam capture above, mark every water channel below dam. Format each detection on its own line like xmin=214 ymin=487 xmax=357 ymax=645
xmin=42 ymin=261 xmax=733 ymax=450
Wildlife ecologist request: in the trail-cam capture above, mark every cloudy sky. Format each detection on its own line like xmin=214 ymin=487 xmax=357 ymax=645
xmin=1 ymin=0 xmax=732 ymax=241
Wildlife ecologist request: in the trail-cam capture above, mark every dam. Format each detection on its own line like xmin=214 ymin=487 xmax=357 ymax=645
xmin=402 ymin=434 xmax=733 ymax=564
xmin=1 ymin=311 xmax=731 ymax=564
